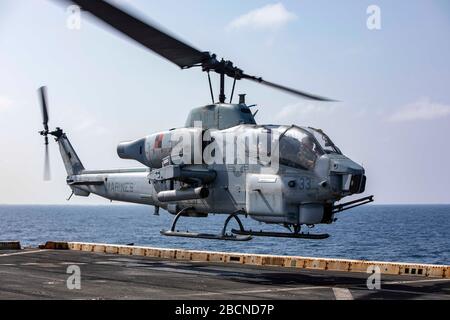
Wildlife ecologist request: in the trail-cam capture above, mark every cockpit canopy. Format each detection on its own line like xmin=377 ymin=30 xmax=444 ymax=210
xmin=305 ymin=127 xmax=342 ymax=155
xmin=278 ymin=126 xmax=341 ymax=170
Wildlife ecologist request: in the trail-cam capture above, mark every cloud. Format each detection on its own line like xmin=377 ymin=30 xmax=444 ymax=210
xmin=227 ymin=3 xmax=297 ymax=31
xmin=388 ymin=98 xmax=450 ymax=122
xmin=0 ymin=95 xmax=13 ymax=111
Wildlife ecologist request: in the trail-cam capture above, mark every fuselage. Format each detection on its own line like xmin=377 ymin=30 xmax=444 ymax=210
xmin=66 ymin=123 xmax=366 ymax=227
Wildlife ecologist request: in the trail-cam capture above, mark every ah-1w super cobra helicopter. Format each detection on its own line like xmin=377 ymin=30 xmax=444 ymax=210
xmin=39 ymin=0 xmax=373 ymax=241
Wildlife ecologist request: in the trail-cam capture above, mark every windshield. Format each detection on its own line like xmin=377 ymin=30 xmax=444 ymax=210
xmin=306 ymin=127 xmax=342 ymax=154
xmin=278 ymin=127 xmax=324 ymax=170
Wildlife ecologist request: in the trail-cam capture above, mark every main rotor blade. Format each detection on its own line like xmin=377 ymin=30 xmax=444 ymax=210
xmin=39 ymin=86 xmax=49 ymax=131
xmin=242 ymin=74 xmax=336 ymax=102
xmin=44 ymin=143 xmax=51 ymax=181
xmin=55 ymin=0 xmax=335 ymax=101
xmin=61 ymin=0 xmax=209 ymax=68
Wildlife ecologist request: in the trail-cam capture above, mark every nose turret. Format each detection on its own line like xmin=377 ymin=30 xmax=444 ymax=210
xmin=327 ymin=155 xmax=366 ymax=196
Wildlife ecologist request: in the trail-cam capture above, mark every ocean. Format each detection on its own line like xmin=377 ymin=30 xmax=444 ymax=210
xmin=0 ymin=204 xmax=448 ymax=265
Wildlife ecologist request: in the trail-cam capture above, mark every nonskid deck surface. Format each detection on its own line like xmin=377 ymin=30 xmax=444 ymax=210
xmin=0 ymin=249 xmax=449 ymax=300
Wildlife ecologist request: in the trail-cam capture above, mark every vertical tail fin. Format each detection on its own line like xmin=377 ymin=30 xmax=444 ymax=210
xmin=54 ymin=129 xmax=85 ymax=175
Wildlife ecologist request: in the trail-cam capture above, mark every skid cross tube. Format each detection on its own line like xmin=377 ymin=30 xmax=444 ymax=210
xmin=221 ymin=211 xmax=246 ymax=236
xmin=161 ymin=208 xmax=252 ymax=241
xmin=169 ymin=207 xmax=195 ymax=232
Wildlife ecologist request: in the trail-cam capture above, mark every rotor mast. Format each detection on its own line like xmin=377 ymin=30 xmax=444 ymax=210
xmin=219 ymin=72 xmax=225 ymax=103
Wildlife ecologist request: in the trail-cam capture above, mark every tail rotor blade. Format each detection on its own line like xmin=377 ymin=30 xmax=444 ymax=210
xmin=44 ymin=143 xmax=51 ymax=181
xmin=39 ymin=86 xmax=49 ymax=131
xmin=38 ymin=86 xmax=52 ymax=181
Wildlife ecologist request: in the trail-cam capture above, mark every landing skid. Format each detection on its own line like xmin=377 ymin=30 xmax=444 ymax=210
xmin=232 ymin=229 xmax=330 ymax=240
xmin=160 ymin=230 xmax=252 ymax=241
xmin=160 ymin=208 xmax=252 ymax=241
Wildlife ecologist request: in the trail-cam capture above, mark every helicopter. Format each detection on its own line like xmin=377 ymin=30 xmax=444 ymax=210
xmin=39 ymin=0 xmax=373 ymax=241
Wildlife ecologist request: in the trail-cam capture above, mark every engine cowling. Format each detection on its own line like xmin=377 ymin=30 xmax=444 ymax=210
xmin=117 ymin=137 xmax=148 ymax=165
xmin=117 ymin=128 xmax=203 ymax=168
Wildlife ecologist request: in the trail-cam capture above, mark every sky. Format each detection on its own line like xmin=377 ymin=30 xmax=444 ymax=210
xmin=0 ymin=0 xmax=449 ymax=204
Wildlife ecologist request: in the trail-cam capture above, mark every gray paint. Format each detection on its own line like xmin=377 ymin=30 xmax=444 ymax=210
xmin=54 ymin=122 xmax=367 ymax=231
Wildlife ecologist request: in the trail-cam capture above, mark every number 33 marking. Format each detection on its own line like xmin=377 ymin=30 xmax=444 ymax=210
xmin=299 ymin=177 xmax=311 ymax=190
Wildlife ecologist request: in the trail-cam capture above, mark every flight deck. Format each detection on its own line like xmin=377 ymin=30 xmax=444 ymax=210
xmin=0 ymin=242 xmax=448 ymax=300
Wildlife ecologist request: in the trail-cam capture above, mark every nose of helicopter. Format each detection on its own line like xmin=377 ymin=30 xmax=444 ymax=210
xmin=327 ymin=155 xmax=366 ymax=195
xmin=329 ymin=155 xmax=364 ymax=174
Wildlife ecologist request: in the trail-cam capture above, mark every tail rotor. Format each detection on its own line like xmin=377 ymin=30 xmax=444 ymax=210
xmin=38 ymin=86 xmax=51 ymax=181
